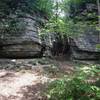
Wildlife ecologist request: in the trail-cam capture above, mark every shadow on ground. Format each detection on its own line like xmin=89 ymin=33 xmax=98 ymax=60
xmin=0 ymin=58 xmax=75 ymax=100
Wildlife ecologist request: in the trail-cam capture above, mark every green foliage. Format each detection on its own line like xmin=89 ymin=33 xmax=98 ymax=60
xmin=40 ymin=0 xmax=98 ymax=39
xmin=45 ymin=65 xmax=100 ymax=100
xmin=64 ymin=20 xmax=89 ymax=37
xmin=40 ymin=17 xmax=66 ymax=34
xmin=40 ymin=17 xmax=96 ymax=38
xmin=67 ymin=0 xmax=97 ymax=22
xmin=0 ymin=0 xmax=54 ymax=36
xmin=0 ymin=0 xmax=53 ymax=16
xmin=36 ymin=0 xmax=54 ymax=17
xmin=0 ymin=0 xmax=99 ymax=39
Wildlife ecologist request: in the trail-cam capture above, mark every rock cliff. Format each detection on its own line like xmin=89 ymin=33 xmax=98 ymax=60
xmin=0 ymin=13 xmax=43 ymax=58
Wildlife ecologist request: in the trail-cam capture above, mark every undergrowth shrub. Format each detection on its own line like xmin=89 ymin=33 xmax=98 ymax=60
xmin=45 ymin=65 xmax=100 ymax=100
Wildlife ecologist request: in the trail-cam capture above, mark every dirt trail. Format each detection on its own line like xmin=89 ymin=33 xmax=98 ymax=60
xmin=0 ymin=58 xmax=74 ymax=100
xmin=0 ymin=70 xmax=50 ymax=100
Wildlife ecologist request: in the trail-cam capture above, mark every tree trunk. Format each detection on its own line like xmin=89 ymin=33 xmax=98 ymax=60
xmin=97 ymin=0 xmax=100 ymax=42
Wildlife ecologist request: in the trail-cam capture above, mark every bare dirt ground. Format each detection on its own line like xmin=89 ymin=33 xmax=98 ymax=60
xmin=0 ymin=70 xmax=49 ymax=100
xmin=0 ymin=58 xmax=74 ymax=100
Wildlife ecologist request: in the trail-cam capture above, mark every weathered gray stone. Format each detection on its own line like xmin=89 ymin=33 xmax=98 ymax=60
xmin=0 ymin=13 xmax=43 ymax=58
xmin=70 ymin=31 xmax=100 ymax=60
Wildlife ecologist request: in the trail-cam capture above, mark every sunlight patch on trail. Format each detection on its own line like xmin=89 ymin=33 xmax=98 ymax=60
xmin=0 ymin=70 xmax=50 ymax=100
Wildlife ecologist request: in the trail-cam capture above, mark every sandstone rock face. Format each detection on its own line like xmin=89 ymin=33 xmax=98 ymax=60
xmin=69 ymin=32 xmax=100 ymax=60
xmin=0 ymin=14 xmax=42 ymax=58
